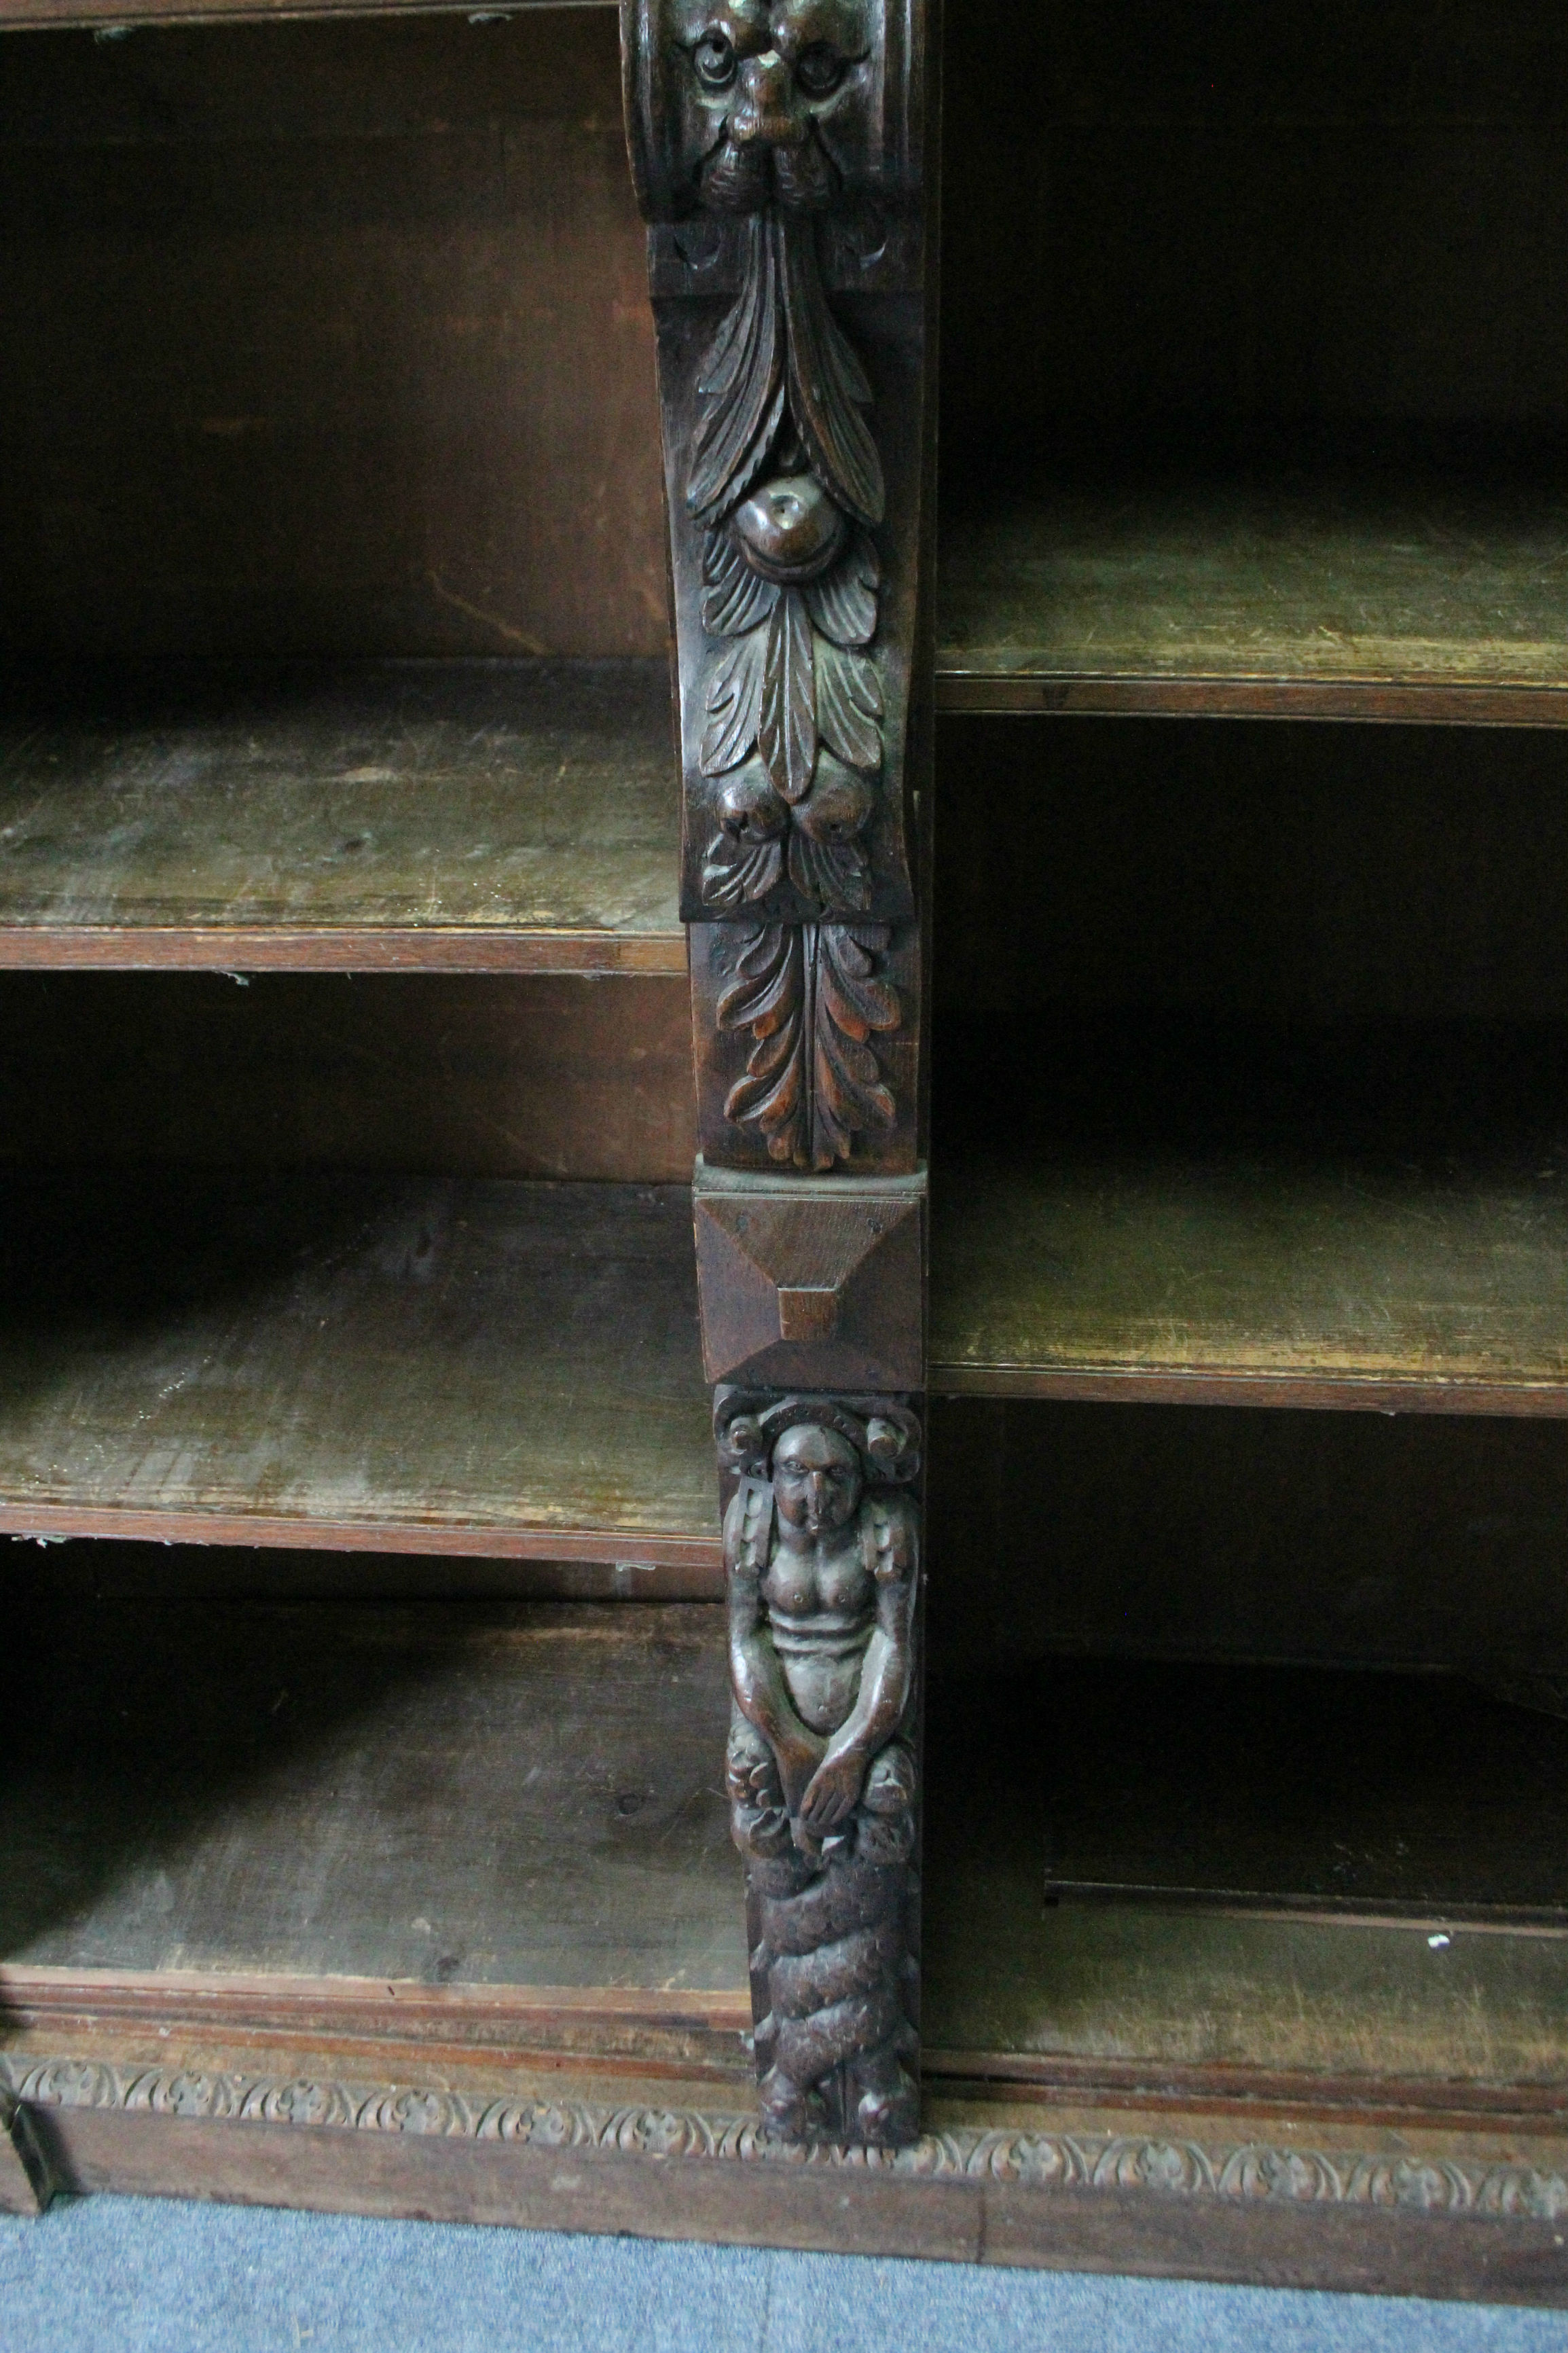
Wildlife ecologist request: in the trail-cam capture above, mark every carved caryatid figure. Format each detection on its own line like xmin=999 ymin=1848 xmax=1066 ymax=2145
xmin=718 ymin=1392 xmax=920 ymax=2144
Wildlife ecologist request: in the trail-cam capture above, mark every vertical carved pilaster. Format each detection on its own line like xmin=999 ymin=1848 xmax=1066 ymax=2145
xmin=621 ymin=0 xmax=933 ymax=2147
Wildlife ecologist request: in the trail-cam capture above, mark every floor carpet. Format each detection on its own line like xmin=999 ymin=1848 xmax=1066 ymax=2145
xmin=0 ymin=2194 xmax=1563 ymax=2350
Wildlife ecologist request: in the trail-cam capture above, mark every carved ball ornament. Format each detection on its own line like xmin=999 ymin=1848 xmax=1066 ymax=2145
xmin=733 ymin=473 xmax=847 ymax=582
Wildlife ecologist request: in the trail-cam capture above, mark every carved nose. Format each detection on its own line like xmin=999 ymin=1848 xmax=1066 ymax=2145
xmin=732 ymin=50 xmax=806 ymax=146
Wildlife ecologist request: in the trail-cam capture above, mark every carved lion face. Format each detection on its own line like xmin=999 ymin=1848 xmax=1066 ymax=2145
xmin=667 ymin=0 xmax=873 ymax=211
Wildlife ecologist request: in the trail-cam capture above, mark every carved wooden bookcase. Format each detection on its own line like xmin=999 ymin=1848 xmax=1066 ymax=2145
xmin=1 ymin=0 xmax=1567 ymax=2307
xmin=623 ymin=0 xmax=934 ymax=2147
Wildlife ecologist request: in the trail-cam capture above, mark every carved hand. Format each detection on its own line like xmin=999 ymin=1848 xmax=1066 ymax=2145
xmin=776 ymin=1732 xmax=827 ymax=1819
xmin=798 ymin=1745 xmax=867 ymax=1836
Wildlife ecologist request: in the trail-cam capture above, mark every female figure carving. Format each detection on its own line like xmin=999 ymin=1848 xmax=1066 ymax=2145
xmin=719 ymin=1393 xmax=919 ymax=2143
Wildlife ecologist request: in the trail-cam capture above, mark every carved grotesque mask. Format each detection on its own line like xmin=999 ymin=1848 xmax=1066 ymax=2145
xmin=668 ymin=0 xmax=873 ymax=211
xmin=771 ymin=1423 xmax=863 ymax=1535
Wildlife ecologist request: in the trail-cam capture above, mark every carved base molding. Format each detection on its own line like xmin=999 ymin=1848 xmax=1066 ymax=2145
xmin=7 ymin=2055 xmax=1568 ymax=2221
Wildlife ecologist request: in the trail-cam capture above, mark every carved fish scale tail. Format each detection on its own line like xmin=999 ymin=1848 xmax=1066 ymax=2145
xmin=750 ymin=1861 xmax=918 ymax=2145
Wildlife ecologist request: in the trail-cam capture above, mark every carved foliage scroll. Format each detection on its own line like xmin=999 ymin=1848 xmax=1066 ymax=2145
xmin=716 ymin=1386 xmax=922 ymax=2146
xmin=624 ymin=0 xmax=928 ymax=1175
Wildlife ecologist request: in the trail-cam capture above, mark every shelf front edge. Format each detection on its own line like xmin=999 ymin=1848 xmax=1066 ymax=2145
xmin=930 ymin=1363 xmax=1568 ymax=1416
xmin=936 ymin=674 xmax=1568 ymax=727
xmin=0 ymin=927 xmax=686 ymax=976
xmin=0 ymin=1501 xmax=723 ymax=1568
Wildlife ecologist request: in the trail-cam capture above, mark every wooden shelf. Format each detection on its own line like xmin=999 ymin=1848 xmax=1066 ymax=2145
xmin=0 ymin=0 xmax=613 ymax=28
xmin=0 ymin=662 xmax=680 ymax=973
xmin=928 ymin=1659 xmax=1568 ymax=2106
xmin=2 ymin=1598 xmax=1563 ymax=2130
xmin=930 ymin=1146 xmax=1568 ymax=1413
xmin=938 ymin=468 xmax=1568 ymax=724
xmin=0 ymin=1174 xmax=718 ymax=1561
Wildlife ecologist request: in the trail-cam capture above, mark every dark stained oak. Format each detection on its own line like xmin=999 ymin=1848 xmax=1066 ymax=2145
xmin=930 ymin=1148 xmax=1568 ymax=1413
xmin=0 ymin=662 xmax=681 ymax=971
xmin=0 ymin=1176 xmax=718 ymax=1560
xmin=938 ymin=473 xmax=1568 ymax=723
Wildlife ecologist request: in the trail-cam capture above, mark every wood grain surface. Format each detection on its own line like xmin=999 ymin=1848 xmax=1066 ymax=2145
xmin=0 ymin=972 xmax=695 ymax=1179
xmin=938 ymin=472 xmax=1568 ymax=721
xmin=0 ymin=662 xmax=680 ymax=969
xmin=941 ymin=3 xmax=1568 ymax=464
xmin=930 ymin=1148 xmax=1568 ymax=1412
xmin=0 ymin=1175 xmax=717 ymax=1556
xmin=924 ymin=1398 xmax=1568 ymax=1679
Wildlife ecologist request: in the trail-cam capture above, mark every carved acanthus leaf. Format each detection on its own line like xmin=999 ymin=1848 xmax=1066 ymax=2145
xmin=804 ymin=530 xmax=879 ymax=647
xmin=701 ymin=632 xmax=767 ymax=777
xmin=759 ymin=589 xmax=817 ymax=804
xmin=780 ymin=213 xmax=884 ymax=528
xmin=702 ymin=831 xmax=785 ymax=911
xmin=816 ymin=641 xmax=883 ymax=772
xmin=718 ymin=922 xmax=897 ymax=1170
xmin=688 ymin=213 xmax=785 ymax=526
xmin=702 ymin=527 xmax=780 ymax=639
xmin=787 ymin=825 xmax=871 ymax=914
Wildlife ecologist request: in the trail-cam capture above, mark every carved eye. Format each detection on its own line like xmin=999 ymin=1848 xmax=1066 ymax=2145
xmin=795 ymin=43 xmax=843 ymax=97
xmin=693 ymin=29 xmax=737 ymax=88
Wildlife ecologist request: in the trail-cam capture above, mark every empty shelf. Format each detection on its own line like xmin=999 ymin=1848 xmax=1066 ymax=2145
xmin=2 ymin=1594 xmax=1563 ymax=2125
xmin=0 ymin=1174 xmax=718 ymax=1560
xmin=930 ymin=1147 xmax=1568 ymax=1412
xmin=938 ymin=469 xmax=1568 ymax=723
xmin=0 ymin=661 xmax=681 ymax=972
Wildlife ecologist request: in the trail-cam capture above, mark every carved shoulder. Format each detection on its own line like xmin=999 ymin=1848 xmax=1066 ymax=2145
xmin=724 ymin=1476 xmax=774 ymax=1583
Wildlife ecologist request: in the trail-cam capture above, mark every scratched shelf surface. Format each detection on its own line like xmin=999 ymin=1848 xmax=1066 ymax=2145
xmin=930 ymin=1146 xmax=1568 ymax=1412
xmin=0 ymin=662 xmax=681 ymax=971
xmin=0 ymin=0 xmax=610 ymax=27
xmin=937 ymin=467 xmax=1568 ymax=723
xmin=0 ymin=1173 xmax=718 ymax=1558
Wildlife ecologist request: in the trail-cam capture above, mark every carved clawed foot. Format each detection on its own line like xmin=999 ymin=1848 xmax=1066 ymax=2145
xmin=758 ymin=2062 xmax=813 ymax=2140
xmin=850 ymin=2038 xmax=919 ymax=2147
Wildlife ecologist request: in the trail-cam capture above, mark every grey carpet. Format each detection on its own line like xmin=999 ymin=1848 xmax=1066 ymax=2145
xmin=0 ymin=2194 xmax=1563 ymax=2350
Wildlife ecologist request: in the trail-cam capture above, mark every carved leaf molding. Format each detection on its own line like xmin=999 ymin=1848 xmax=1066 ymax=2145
xmin=8 ymin=2055 xmax=1567 ymax=2215
xmin=692 ymin=210 xmax=889 ymax=922
xmin=716 ymin=920 xmax=899 ymax=1170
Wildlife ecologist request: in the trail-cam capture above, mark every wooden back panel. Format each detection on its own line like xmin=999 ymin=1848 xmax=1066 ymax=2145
xmin=0 ymin=9 xmax=666 ymax=657
xmin=0 ymin=972 xmax=693 ymax=1180
xmin=943 ymin=0 xmax=1568 ymax=464
xmin=936 ymin=715 xmax=1568 ymax=1037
